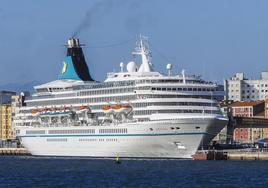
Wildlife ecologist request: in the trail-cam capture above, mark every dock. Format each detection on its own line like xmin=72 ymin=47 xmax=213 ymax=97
xmin=192 ymin=150 xmax=227 ymax=160
xmin=0 ymin=148 xmax=30 ymax=156
xmin=192 ymin=149 xmax=268 ymax=160
xmin=227 ymin=150 xmax=268 ymax=160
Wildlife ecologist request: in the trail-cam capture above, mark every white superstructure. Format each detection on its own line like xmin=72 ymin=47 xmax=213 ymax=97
xmin=15 ymin=36 xmax=227 ymax=158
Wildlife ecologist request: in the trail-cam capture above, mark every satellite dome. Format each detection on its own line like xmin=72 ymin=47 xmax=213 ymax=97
xmin=166 ymin=64 xmax=172 ymax=70
xmin=126 ymin=61 xmax=138 ymax=73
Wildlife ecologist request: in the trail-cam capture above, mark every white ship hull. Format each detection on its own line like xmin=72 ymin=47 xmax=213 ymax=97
xmin=17 ymin=117 xmax=227 ymax=158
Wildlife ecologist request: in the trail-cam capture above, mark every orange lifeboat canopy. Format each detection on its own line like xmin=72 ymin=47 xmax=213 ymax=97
xmin=103 ymin=105 xmax=111 ymax=111
xmin=32 ymin=109 xmax=39 ymax=114
xmin=80 ymin=105 xmax=89 ymax=110
xmin=112 ymin=105 xmax=123 ymax=110
xmin=115 ymin=105 xmax=132 ymax=113
xmin=103 ymin=105 xmax=115 ymax=113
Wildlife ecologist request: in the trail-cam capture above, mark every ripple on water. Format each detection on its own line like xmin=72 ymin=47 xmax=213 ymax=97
xmin=0 ymin=156 xmax=268 ymax=188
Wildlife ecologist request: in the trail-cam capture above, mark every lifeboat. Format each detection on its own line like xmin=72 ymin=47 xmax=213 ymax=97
xmin=32 ymin=106 xmax=72 ymax=117
xmin=112 ymin=105 xmax=132 ymax=114
xmin=79 ymin=105 xmax=88 ymax=111
xmin=44 ymin=108 xmax=51 ymax=113
xmin=40 ymin=107 xmax=59 ymax=115
xmin=63 ymin=106 xmax=70 ymax=112
xmin=103 ymin=105 xmax=114 ymax=114
xmin=119 ymin=105 xmax=132 ymax=114
xmin=43 ymin=108 xmax=52 ymax=114
xmin=55 ymin=107 xmax=61 ymax=113
xmin=38 ymin=108 xmax=50 ymax=115
xmin=75 ymin=105 xmax=91 ymax=116
xmin=31 ymin=109 xmax=40 ymax=115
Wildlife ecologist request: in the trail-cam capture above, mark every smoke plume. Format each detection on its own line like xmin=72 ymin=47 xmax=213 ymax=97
xmin=72 ymin=0 xmax=117 ymax=37
xmin=72 ymin=0 xmax=157 ymax=37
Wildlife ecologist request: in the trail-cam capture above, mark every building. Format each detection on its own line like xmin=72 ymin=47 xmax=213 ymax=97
xmin=0 ymin=91 xmax=16 ymax=104
xmin=219 ymin=100 xmax=235 ymax=117
xmin=230 ymin=101 xmax=265 ymax=143
xmin=265 ymin=98 xmax=268 ymax=118
xmin=11 ymin=95 xmax=21 ymax=138
xmin=212 ymin=100 xmax=235 ymax=143
xmin=11 ymin=96 xmax=20 ymax=118
xmin=0 ymin=91 xmax=28 ymax=147
xmin=224 ymin=71 xmax=268 ymax=101
xmin=0 ymin=91 xmax=16 ymax=145
xmin=263 ymin=98 xmax=268 ymax=139
xmin=0 ymin=105 xmax=13 ymax=140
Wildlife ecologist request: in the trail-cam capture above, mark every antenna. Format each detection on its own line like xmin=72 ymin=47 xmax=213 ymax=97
xmin=120 ymin=62 xmax=124 ymax=72
xmin=182 ymin=69 xmax=186 ymax=84
xmin=132 ymin=35 xmax=153 ymax=73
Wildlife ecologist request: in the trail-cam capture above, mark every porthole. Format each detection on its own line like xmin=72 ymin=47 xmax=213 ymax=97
xmin=171 ymin=127 xmax=175 ymax=130
xmin=176 ymin=127 xmax=180 ymax=130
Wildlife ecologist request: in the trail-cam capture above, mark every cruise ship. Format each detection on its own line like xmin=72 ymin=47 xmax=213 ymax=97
xmin=15 ymin=36 xmax=228 ymax=158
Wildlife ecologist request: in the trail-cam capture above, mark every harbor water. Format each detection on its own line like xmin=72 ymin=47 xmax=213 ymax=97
xmin=1 ymin=156 xmax=268 ymax=187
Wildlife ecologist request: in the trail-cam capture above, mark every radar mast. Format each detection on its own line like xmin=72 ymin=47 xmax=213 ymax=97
xmin=132 ymin=35 xmax=153 ymax=73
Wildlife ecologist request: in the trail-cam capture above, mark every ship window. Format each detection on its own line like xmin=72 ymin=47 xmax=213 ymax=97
xmin=195 ymin=126 xmax=200 ymax=129
xmin=183 ymin=88 xmax=187 ymax=91
xmin=152 ymin=88 xmax=156 ymax=90
xmin=150 ymin=128 xmax=153 ymax=131
xmin=176 ymin=127 xmax=180 ymax=130
xmin=47 ymin=138 xmax=67 ymax=142
xmin=171 ymin=127 xmax=175 ymax=130
xmin=172 ymin=88 xmax=176 ymax=91
xmin=26 ymin=130 xmax=46 ymax=134
xmin=162 ymin=88 xmax=166 ymax=91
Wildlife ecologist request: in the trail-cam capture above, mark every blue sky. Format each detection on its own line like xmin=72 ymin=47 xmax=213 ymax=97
xmin=1 ymin=0 xmax=268 ymax=85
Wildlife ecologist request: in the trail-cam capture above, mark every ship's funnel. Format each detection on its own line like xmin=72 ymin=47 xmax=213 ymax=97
xmin=67 ymin=38 xmax=81 ymax=48
xmin=58 ymin=37 xmax=94 ymax=81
